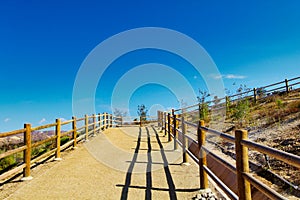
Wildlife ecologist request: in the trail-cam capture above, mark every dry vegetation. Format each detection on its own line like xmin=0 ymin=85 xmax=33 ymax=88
xmin=219 ymin=90 xmax=300 ymax=196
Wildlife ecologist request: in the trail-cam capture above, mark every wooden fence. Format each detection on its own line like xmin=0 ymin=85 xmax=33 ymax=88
xmin=175 ymin=76 xmax=300 ymax=113
xmin=156 ymin=76 xmax=300 ymax=199
xmin=157 ymin=106 xmax=300 ymax=200
xmin=0 ymin=113 xmax=119 ymax=182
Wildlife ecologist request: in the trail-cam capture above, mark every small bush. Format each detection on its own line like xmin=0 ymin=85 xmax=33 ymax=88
xmin=232 ymin=98 xmax=250 ymax=127
xmin=0 ymin=151 xmax=17 ymax=173
xmin=60 ymin=136 xmax=70 ymax=145
xmin=276 ymin=99 xmax=284 ymax=109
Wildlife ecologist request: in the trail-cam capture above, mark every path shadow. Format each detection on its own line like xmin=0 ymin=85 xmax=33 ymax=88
xmin=146 ymin=127 xmax=152 ymax=200
xmin=151 ymin=126 xmax=177 ymax=200
xmin=119 ymin=126 xmax=195 ymax=200
xmin=120 ymin=127 xmax=141 ymax=200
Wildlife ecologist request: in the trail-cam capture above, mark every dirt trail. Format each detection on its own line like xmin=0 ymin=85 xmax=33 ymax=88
xmin=3 ymin=126 xmax=203 ymax=200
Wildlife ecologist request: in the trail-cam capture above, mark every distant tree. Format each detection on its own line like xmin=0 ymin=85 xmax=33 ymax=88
xmin=137 ymin=104 xmax=148 ymax=125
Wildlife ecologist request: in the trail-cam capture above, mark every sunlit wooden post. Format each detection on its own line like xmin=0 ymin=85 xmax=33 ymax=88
xmin=285 ymin=79 xmax=289 ymax=94
xmin=181 ymin=116 xmax=188 ymax=163
xmin=164 ymin=112 xmax=167 ymax=136
xmin=22 ymin=123 xmax=33 ymax=180
xmin=172 ymin=109 xmax=178 ymax=150
xmin=226 ymin=96 xmax=230 ymax=116
xmin=98 ymin=113 xmax=101 ymax=133
xmin=93 ymin=114 xmax=96 ymax=136
xmin=158 ymin=110 xmax=161 ymax=127
xmin=253 ymin=88 xmax=257 ymax=104
xmin=110 ymin=114 xmax=113 ymax=127
xmin=167 ymin=113 xmax=171 ymax=141
xmin=198 ymin=120 xmax=208 ymax=189
xmin=55 ymin=119 xmax=62 ymax=160
xmin=235 ymin=129 xmax=251 ymax=200
xmin=85 ymin=114 xmax=89 ymax=141
xmin=103 ymin=112 xmax=106 ymax=130
xmin=72 ymin=117 xmax=77 ymax=148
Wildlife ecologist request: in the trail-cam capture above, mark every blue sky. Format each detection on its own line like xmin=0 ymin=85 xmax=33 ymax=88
xmin=0 ymin=0 xmax=300 ymax=131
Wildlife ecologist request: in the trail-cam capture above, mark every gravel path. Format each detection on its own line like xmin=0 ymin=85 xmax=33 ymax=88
xmin=3 ymin=126 xmax=206 ymax=200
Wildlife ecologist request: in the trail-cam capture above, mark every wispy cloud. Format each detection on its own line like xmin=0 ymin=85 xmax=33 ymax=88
xmin=4 ymin=118 xmax=10 ymax=123
xmin=60 ymin=118 xmax=67 ymax=122
xmin=212 ymin=74 xmax=246 ymax=80
xmin=39 ymin=118 xmax=46 ymax=124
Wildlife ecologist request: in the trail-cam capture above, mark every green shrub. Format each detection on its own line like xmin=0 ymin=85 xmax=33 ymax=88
xmin=60 ymin=136 xmax=70 ymax=145
xmin=276 ymin=99 xmax=284 ymax=109
xmin=0 ymin=151 xmax=16 ymax=173
xmin=232 ymin=98 xmax=250 ymax=126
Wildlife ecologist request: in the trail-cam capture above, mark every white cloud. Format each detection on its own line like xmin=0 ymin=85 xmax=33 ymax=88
xmin=60 ymin=118 xmax=67 ymax=122
xmin=224 ymin=74 xmax=246 ymax=79
xmin=39 ymin=118 xmax=46 ymax=124
xmin=212 ymin=75 xmax=223 ymax=79
xmin=212 ymin=74 xmax=246 ymax=80
xmin=4 ymin=118 xmax=10 ymax=123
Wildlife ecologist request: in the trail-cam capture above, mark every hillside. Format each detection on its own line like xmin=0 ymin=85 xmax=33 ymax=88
xmin=210 ymin=89 xmax=300 ymax=196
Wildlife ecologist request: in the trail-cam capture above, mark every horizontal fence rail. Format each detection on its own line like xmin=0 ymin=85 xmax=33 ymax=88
xmin=0 ymin=112 xmax=116 ymax=182
xmin=177 ymin=76 xmax=300 ymax=112
xmin=157 ymin=105 xmax=300 ymax=200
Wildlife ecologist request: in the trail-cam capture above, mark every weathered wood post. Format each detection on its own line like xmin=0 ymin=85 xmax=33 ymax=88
xmin=198 ymin=103 xmax=201 ymax=120
xmin=110 ymin=114 xmax=113 ymax=127
xmin=167 ymin=113 xmax=171 ymax=141
xmin=285 ymin=79 xmax=289 ymax=94
xmin=72 ymin=117 xmax=77 ymax=148
xmin=85 ymin=114 xmax=89 ymax=141
xmin=103 ymin=112 xmax=106 ymax=130
xmin=55 ymin=119 xmax=62 ymax=160
xmin=172 ymin=109 xmax=178 ymax=150
xmin=235 ymin=129 xmax=251 ymax=200
xmin=181 ymin=116 xmax=188 ymax=164
xmin=164 ymin=112 xmax=167 ymax=136
xmin=157 ymin=111 xmax=160 ymax=127
xmin=98 ymin=113 xmax=101 ymax=132
xmin=226 ymin=96 xmax=230 ymax=116
xmin=22 ymin=123 xmax=33 ymax=181
xmin=253 ymin=88 xmax=257 ymax=104
xmin=198 ymin=120 xmax=208 ymax=189
xmin=93 ymin=114 xmax=96 ymax=136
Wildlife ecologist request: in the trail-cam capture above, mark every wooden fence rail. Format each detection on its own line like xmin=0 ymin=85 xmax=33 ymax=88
xmin=174 ymin=76 xmax=300 ymax=113
xmin=157 ymin=109 xmax=300 ymax=200
xmin=0 ymin=112 xmax=116 ymax=182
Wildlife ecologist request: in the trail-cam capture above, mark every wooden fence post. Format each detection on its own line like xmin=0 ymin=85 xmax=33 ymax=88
xmin=181 ymin=116 xmax=188 ymax=164
xmin=167 ymin=113 xmax=171 ymax=141
xmin=55 ymin=119 xmax=62 ymax=161
xmin=235 ymin=129 xmax=251 ymax=200
xmin=198 ymin=120 xmax=208 ymax=189
xmin=253 ymin=88 xmax=257 ymax=104
xmin=173 ymin=110 xmax=178 ymax=150
xmin=157 ymin=111 xmax=160 ymax=127
xmin=285 ymin=79 xmax=289 ymax=94
xmin=22 ymin=123 xmax=33 ymax=181
xmin=103 ymin=112 xmax=106 ymax=130
xmin=163 ymin=112 xmax=167 ymax=135
xmin=72 ymin=117 xmax=77 ymax=148
xmin=110 ymin=114 xmax=113 ymax=127
xmin=98 ymin=113 xmax=101 ymax=132
xmin=93 ymin=114 xmax=96 ymax=136
xmin=85 ymin=114 xmax=89 ymax=141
